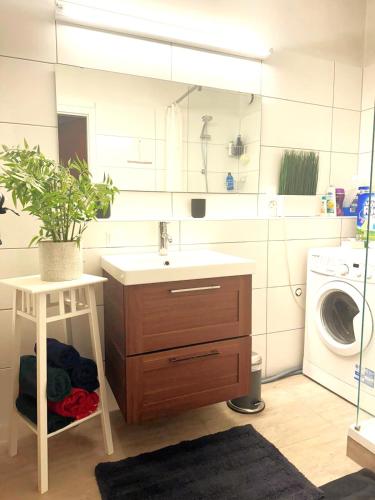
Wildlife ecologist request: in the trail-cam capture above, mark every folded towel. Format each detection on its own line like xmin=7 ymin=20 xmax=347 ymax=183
xmin=16 ymin=394 xmax=73 ymax=433
xmin=19 ymin=355 xmax=71 ymax=402
xmin=35 ymin=338 xmax=80 ymax=370
xmin=48 ymin=388 xmax=99 ymax=420
xmin=69 ymin=357 xmax=99 ymax=392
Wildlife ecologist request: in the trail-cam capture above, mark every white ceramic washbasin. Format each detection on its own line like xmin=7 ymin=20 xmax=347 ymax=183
xmin=101 ymin=250 xmax=255 ymax=285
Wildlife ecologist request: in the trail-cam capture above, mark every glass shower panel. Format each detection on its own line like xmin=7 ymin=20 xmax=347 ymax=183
xmin=355 ymin=106 xmax=375 ymax=431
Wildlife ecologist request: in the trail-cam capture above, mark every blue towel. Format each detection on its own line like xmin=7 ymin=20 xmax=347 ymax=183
xmin=70 ymin=357 xmax=99 ymax=392
xmin=35 ymin=338 xmax=80 ymax=370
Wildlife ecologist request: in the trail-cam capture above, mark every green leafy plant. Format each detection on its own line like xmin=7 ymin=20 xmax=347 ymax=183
xmin=0 ymin=141 xmax=119 ymax=245
xmin=278 ymin=150 xmax=319 ymax=195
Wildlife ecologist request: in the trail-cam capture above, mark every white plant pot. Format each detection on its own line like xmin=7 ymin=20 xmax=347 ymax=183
xmin=39 ymin=241 xmax=83 ymax=282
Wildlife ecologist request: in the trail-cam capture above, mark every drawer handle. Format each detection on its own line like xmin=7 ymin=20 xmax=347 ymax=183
xmin=169 ymin=285 xmax=221 ymax=294
xmin=169 ymin=349 xmax=220 ymax=363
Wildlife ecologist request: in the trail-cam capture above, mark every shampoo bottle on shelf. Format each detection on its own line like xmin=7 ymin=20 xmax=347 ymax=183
xmin=320 ymin=195 xmax=327 ymax=216
xmin=226 ymin=172 xmax=234 ymax=191
xmin=335 ymin=188 xmax=345 ymax=216
xmin=326 ymin=186 xmax=337 ymax=216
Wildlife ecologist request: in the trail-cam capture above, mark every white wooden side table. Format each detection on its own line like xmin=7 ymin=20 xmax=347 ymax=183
xmin=1 ymin=274 xmax=114 ymax=494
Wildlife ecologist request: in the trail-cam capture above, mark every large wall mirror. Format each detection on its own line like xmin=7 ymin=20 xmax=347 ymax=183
xmin=55 ymin=65 xmax=261 ymax=194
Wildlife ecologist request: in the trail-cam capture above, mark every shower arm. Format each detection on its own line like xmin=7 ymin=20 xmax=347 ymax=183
xmin=174 ymin=85 xmax=202 ymax=105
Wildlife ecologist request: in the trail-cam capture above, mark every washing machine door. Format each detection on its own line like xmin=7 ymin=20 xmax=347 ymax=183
xmin=314 ymin=280 xmax=373 ymax=356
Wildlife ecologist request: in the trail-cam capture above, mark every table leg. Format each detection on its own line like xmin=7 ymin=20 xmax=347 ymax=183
xmin=59 ymin=290 xmax=74 ymax=345
xmin=36 ymin=293 xmax=48 ymax=494
xmin=9 ymin=289 xmax=21 ymax=457
xmin=86 ymin=286 xmax=114 ymax=455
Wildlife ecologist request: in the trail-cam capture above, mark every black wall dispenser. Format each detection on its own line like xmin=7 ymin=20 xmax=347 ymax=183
xmin=0 ymin=192 xmax=19 ymax=216
xmin=191 ymin=198 xmax=206 ymax=218
xmin=0 ymin=192 xmax=20 ymax=246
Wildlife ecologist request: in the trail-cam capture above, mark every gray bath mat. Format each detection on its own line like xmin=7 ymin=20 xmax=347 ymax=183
xmin=320 ymin=468 xmax=375 ymax=499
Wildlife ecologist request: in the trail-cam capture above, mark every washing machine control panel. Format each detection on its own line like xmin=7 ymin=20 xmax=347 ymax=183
xmin=310 ymin=252 xmax=375 ymax=282
xmin=336 ymin=264 xmax=350 ymax=276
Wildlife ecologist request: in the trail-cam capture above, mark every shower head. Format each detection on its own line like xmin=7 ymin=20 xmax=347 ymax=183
xmin=200 ymin=115 xmax=213 ymax=140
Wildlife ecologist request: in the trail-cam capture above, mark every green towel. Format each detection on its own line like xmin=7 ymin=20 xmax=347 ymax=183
xmin=19 ymin=355 xmax=71 ymax=402
xmin=16 ymin=394 xmax=73 ymax=433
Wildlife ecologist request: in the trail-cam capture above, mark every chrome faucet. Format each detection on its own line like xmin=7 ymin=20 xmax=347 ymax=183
xmin=159 ymin=221 xmax=172 ymax=256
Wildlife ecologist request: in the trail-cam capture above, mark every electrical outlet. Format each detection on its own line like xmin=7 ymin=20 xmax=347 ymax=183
xmin=269 ymin=198 xmax=278 ymax=209
xmin=267 ymin=195 xmax=278 ymax=216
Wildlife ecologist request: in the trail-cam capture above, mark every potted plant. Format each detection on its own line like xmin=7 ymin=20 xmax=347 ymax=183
xmin=0 ymin=142 xmax=118 ymax=281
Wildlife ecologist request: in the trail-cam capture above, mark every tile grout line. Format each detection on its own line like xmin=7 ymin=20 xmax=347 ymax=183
xmin=257 ymin=83 xmax=264 ymax=215
xmin=54 ymin=19 xmax=59 ymax=64
xmin=0 ymin=234 xmax=346 ymax=252
xmin=264 ymin=218 xmax=270 ymax=375
xmin=328 ymin=62 xmax=336 ymax=185
xmin=261 ymin=144 xmax=359 ymax=155
xmin=0 ymin=120 xmax=57 ymax=129
xmin=0 ymin=53 xmax=56 ymax=66
xmin=262 ymin=93 xmax=362 ymax=112
xmin=357 ymin=63 xmax=365 ymax=177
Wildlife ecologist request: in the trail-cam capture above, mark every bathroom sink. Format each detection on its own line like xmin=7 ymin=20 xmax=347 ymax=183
xmin=101 ymin=250 xmax=255 ymax=285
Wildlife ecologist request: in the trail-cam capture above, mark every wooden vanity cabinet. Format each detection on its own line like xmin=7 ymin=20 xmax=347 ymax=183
xmin=104 ymin=272 xmax=252 ymax=423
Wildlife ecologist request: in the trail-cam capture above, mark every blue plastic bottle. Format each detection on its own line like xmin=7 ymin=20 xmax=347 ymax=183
xmin=226 ymin=172 xmax=234 ymax=191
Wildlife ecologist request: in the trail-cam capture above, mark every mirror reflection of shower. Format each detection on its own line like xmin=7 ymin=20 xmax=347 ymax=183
xmin=166 ymin=85 xmax=202 ymax=191
xmin=200 ymin=115 xmax=212 ymax=193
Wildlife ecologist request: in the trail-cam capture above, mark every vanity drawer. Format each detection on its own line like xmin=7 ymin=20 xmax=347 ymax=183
xmin=126 ymin=336 xmax=250 ymax=423
xmin=125 ymin=275 xmax=251 ymax=354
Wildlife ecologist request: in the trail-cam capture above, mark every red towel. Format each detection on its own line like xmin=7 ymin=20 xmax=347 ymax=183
xmin=48 ymin=387 xmax=99 ymax=420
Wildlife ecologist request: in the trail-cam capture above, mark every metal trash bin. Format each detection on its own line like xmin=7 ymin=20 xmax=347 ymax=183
xmin=227 ymin=352 xmax=265 ymax=414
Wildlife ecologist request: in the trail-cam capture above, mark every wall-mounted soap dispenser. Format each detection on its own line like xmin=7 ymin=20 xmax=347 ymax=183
xmin=0 ymin=192 xmax=6 ymax=216
xmin=0 ymin=192 xmax=19 ymax=216
xmin=0 ymin=192 xmax=20 ymax=246
xmin=191 ymin=198 xmax=206 ymax=218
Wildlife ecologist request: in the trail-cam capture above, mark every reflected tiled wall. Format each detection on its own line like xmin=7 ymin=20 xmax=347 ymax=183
xmin=0 ymin=0 xmax=365 ymax=440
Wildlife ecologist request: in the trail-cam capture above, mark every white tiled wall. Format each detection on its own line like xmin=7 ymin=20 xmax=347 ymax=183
xmin=0 ymin=57 xmax=56 ymax=127
xmin=333 ymin=62 xmax=362 ymax=111
xmin=261 ymin=51 xmax=334 ymax=106
xmin=332 ymin=109 xmax=361 ymax=155
xmin=0 ymin=0 xmax=366 ymax=441
xmin=266 ymin=329 xmax=305 ymax=377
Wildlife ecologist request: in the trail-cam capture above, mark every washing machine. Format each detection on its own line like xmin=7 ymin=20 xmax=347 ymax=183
xmin=303 ymin=246 xmax=375 ymax=414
